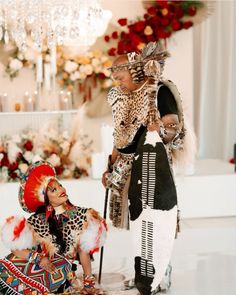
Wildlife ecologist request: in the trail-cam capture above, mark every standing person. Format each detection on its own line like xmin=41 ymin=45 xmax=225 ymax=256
xmin=0 ymin=161 xmax=107 ymax=294
xmin=102 ymin=42 xmax=187 ymax=295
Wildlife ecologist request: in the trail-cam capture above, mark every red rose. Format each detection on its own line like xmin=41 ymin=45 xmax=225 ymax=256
xmin=9 ymin=171 xmax=18 ymax=179
xmin=161 ymin=18 xmax=170 ymax=27
xmin=104 ymin=35 xmax=110 ymax=42
xmin=147 ymin=6 xmax=156 ymax=15
xmin=55 ymin=165 xmax=64 ymax=175
xmin=175 ymin=7 xmax=184 ymax=19
xmin=157 ymin=29 xmax=171 ymax=39
xmin=118 ymin=18 xmax=127 ymax=26
xmin=183 ymin=21 xmax=193 ymax=29
xmin=188 ymin=6 xmax=197 ymax=16
xmin=111 ymin=31 xmax=119 ymax=39
xmin=99 ymin=73 xmax=106 ymax=80
xmin=134 ymin=21 xmax=146 ymax=32
xmin=229 ymin=158 xmax=235 ymax=164
xmin=23 ymin=140 xmax=33 ymax=151
xmin=108 ymin=48 xmax=116 ymax=56
xmin=171 ymin=19 xmax=182 ymax=31
xmin=9 ymin=161 xmax=19 ymax=171
xmin=0 ymin=153 xmax=10 ymax=167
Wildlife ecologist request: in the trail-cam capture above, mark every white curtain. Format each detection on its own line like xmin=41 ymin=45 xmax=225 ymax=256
xmin=193 ymin=0 xmax=236 ymax=160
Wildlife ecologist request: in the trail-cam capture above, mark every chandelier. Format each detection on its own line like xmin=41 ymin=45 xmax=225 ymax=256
xmin=0 ymin=0 xmax=112 ymax=52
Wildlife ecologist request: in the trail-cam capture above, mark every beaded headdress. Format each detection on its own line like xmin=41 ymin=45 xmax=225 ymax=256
xmin=18 ymin=161 xmax=57 ymax=213
xmin=108 ymin=42 xmax=170 ymax=83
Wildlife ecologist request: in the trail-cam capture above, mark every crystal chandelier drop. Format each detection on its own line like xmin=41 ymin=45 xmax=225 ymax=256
xmin=0 ymin=0 xmax=112 ymax=52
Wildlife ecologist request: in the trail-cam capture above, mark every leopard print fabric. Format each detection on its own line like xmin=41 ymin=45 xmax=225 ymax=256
xmin=27 ymin=206 xmax=88 ymax=258
xmin=107 ymin=83 xmax=149 ymax=149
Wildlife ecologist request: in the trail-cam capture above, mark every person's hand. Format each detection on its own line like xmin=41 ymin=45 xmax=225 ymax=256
xmin=147 ymin=122 xmax=160 ymax=132
xmin=102 ymin=170 xmax=109 ymax=188
xmin=39 ymin=256 xmax=56 ymax=273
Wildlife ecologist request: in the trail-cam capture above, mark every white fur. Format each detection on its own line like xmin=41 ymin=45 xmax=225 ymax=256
xmin=79 ymin=220 xmax=107 ymax=253
xmin=144 ymin=130 xmax=162 ymax=147
xmin=1 ymin=216 xmax=34 ymax=250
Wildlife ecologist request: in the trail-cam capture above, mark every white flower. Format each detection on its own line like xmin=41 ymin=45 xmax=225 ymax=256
xmin=47 ymin=153 xmax=61 ymax=167
xmin=84 ymin=64 xmax=93 ymax=76
xmin=62 ymin=169 xmax=71 ymax=177
xmin=64 ymin=60 xmax=78 ymax=73
xmin=9 ymin=59 xmax=23 ymax=71
xmin=103 ymin=69 xmax=111 ymax=77
xmin=92 ymin=58 xmax=100 ymax=67
xmin=18 ymin=163 xmax=29 ymax=174
xmin=102 ymin=78 xmax=113 ymax=88
xmin=23 ymin=151 xmax=34 ymax=163
xmin=32 ymin=154 xmax=43 ymax=163
xmin=7 ymin=142 xmax=22 ymax=163
xmin=94 ymin=65 xmax=102 ymax=74
xmin=17 ymin=53 xmax=24 ymax=60
xmin=0 ymin=153 xmax=4 ymax=162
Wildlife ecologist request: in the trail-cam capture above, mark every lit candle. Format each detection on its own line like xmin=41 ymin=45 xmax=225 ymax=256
xmin=26 ymin=97 xmax=34 ymax=112
xmin=62 ymin=97 xmax=69 ymax=110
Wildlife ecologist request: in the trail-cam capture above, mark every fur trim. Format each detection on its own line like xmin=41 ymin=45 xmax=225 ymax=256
xmin=1 ymin=216 xmax=34 ymax=251
xmin=79 ymin=210 xmax=107 ymax=254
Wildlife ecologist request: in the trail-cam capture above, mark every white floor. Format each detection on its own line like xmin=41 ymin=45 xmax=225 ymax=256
xmin=91 ymin=217 xmax=236 ymax=295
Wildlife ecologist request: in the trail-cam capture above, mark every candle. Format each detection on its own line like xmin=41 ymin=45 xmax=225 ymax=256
xmin=26 ymin=97 xmax=34 ymax=112
xmin=1 ymin=93 xmax=11 ymax=112
xmin=100 ymin=124 xmax=114 ymax=156
xmin=44 ymin=63 xmax=51 ymax=91
xmin=36 ymin=54 xmax=43 ymax=83
xmin=62 ymin=97 xmax=69 ymax=110
xmin=91 ymin=152 xmax=106 ymax=179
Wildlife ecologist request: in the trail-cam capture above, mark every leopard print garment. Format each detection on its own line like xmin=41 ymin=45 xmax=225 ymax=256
xmin=27 ymin=206 xmax=88 ymax=258
xmin=107 ymin=82 xmax=149 ymax=149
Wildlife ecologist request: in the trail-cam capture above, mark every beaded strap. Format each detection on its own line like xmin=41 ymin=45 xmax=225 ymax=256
xmin=28 ymin=251 xmax=45 ymax=265
xmin=83 ymin=274 xmax=96 ymax=289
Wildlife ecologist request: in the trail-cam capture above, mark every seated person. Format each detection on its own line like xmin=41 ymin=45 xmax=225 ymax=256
xmin=0 ymin=161 xmax=107 ymax=294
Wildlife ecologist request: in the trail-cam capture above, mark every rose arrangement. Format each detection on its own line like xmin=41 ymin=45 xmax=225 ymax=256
xmin=0 ymin=120 xmax=92 ymax=182
xmin=104 ymin=0 xmax=205 ymax=55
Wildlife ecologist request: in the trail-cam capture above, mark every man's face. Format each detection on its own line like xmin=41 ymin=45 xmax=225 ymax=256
xmin=112 ymin=70 xmax=138 ymax=93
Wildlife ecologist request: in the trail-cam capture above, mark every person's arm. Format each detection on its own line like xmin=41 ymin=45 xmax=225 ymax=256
xmin=12 ymin=248 xmax=55 ymax=273
xmin=102 ymin=147 xmax=119 ymax=187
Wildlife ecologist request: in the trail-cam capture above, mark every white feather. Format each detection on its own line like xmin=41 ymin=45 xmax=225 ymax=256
xmin=79 ymin=220 xmax=107 ymax=253
xmin=1 ymin=216 xmax=34 ymax=251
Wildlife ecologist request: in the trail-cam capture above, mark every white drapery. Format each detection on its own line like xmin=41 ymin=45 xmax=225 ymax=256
xmin=193 ymin=0 xmax=236 ymax=160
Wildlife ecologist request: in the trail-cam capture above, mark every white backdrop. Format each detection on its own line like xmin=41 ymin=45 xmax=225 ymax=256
xmin=193 ymin=0 xmax=236 ymax=160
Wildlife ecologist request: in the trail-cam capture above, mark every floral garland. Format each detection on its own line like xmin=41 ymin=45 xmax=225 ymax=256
xmin=0 ymin=119 xmax=92 ymax=182
xmin=1 ymin=41 xmax=114 ymax=93
xmin=104 ymin=0 xmax=205 ymax=55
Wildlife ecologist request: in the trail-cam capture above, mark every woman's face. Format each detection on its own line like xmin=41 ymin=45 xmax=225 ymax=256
xmin=47 ymin=180 xmax=68 ymax=208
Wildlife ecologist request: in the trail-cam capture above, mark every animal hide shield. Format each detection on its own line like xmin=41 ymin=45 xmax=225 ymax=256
xmin=128 ymin=129 xmax=177 ymax=295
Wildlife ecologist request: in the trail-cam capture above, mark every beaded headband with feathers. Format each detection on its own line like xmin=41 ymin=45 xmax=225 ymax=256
xmin=109 ymin=42 xmax=170 ymax=83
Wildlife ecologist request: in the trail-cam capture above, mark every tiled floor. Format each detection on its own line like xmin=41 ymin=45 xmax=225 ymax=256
xmin=91 ymin=217 xmax=236 ymax=295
